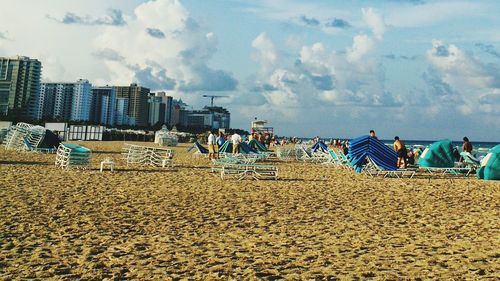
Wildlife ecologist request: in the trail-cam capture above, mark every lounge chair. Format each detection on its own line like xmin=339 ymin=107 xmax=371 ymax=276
xmin=214 ymin=163 xmax=278 ymax=180
xmin=322 ymin=149 xmax=345 ymax=168
xmin=364 ymin=157 xmax=416 ymax=179
xmin=55 ymin=143 xmax=92 ymax=169
xmin=122 ymin=143 xmax=174 ymax=168
xmin=23 ymin=137 xmax=56 ymax=153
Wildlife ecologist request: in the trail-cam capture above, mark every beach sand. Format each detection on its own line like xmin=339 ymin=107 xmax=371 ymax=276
xmin=1 ymin=141 xmax=499 ymax=279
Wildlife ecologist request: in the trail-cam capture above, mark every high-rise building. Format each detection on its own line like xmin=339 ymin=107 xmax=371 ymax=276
xmin=70 ymin=79 xmax=92 ymax=121
xmin=0 ymin=56 xmax=42 ymax=119
xmin=91 ymin=86 xmax=116 ymax=126
xmin=178 ymin=106 xmax=231 ymax=129
xmin=170 ymin=99 xmax=187 ymax=127
xmin=155 ymin=92 xmax=173 ymax=125
xmin=148 ymin=95 xmax=165 ymax=126
xmin=115 ymin=97 xmax=129 ymax=126
xmin=116 ymin=83 xmax=150 ymax=126
xmin=40 ymin=82 xmax=74 ymax=120
xmin=208 ymin=106 xmax=231 ymax=129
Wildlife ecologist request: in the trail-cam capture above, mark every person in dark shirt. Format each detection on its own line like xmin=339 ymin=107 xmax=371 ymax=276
xmin=369 ymin=130 xmax=378 ymax=140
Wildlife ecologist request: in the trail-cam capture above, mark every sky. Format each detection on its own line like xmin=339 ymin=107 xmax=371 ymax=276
xmin=0 ymin=0 xmax=499 ymax=141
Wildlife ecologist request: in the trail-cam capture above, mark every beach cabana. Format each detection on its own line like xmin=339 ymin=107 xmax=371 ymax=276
xmin=154 ymin=125 xmax=178 ymax=146
xmin=348 ymin=135 xmax=397 ymax=173
xmin=311 ymin=141 xmax=328 ymax=153
xmin=477 ymin=144 xmax=500 ymax=180
xmin=418 ymin=140 xmax=454 ymax=168
xmin=248 ymin=139 xmax=268 ymax=152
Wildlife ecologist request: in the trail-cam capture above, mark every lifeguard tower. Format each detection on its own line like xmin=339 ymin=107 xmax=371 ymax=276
xmin=251 ymin=119 xmax=274 ymax=136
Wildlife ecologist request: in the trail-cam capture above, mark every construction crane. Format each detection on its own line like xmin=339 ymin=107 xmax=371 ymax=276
xmin=203 ymin=95 xmax=229 ymax=107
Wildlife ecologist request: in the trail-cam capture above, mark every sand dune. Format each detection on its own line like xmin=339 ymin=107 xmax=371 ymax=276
xmin=1 ymin=141 xmax=499 ymax=279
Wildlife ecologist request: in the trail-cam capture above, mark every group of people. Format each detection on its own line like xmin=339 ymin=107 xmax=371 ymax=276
xmin=206 ymin=131 xmax=245 ymax=160
xmin=329 ymin=138 xmax=349 ymax=155
xmin=369 ymin=129 xmax=474 ymax=169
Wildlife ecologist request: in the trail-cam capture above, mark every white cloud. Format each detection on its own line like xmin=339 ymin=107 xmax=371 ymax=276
xmin=251 ymin=32 xmax=278 ymax=77
xmin=346 ymin=34 xmax=375 ymax=62
xmin=93 ymin=0 xmax=237 ymax=92
xmin=426 ymin=40 xmax=500 ymax=115
xmin=362 ymin=8 xmax=385 ymax=40
xmin=247 ymin=9 xmax=400 ymax=114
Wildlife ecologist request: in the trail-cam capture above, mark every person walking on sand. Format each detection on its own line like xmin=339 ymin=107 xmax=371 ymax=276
xmin=393 ymin=136 xmax=407 ymax=168
xmin=207 ymin=131 xmax=217 ymax=160
xmin=231 ymin=132 xmax=242 ymax=154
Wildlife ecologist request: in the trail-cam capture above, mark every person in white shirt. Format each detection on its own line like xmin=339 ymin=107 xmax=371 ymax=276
xmin=231 ymin=133 xmax=242 ymax=154
xmin=207 ymin=131 xmax=217 ymax=160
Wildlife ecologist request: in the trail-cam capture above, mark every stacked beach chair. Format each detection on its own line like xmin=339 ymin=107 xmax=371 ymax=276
xmin=211 ymin=148 xmax=278 ymax=180
xmin=4 ymin=122 xmax=46 ymax=151
xmin=55 ymin=143 xmax=92 ymax=169
xmin=348 ymin=135 xmax=416 ymax=178
xmin=122 ymin=143 xmax=174 ymax=168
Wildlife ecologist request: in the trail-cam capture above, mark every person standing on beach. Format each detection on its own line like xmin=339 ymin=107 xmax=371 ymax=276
xmin=462 ymin=137 xmax=473 ymax=153
xmin=393 ymin=136 xmax=407 ymax=168
xmin=207 ymin=131 xmax=216 ymax=160
xmin=231 ymin=132 xmax=242 ymax=154
xmin=369 ymin=130 xmax=378 ymax=139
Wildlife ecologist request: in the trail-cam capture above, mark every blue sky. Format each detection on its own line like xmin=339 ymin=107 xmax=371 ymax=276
xmin=0 ymin=0 xmax=499 ymax=141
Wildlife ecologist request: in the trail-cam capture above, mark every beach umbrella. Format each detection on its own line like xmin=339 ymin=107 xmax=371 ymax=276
xmin=311 ymin=141 xmax=328 ymax=153
xmin=240 ymin=142 xmax=258 ymax=154
xmin=192 ymin=142 xmax=209 ymax=154
xmin=418 ymin=140 xmax=454 ymax=168
xmin=218 ymin=140 xmax=233 ymax=153
xmin=248 ymin=139 xmax=268 ymax=152
xmin=348 ymin=135 xmax=397 ymax=172
xmin=477 ymin=144 xmax=500 ymax=180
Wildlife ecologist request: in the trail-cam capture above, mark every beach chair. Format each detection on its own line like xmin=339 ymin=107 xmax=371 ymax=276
xmin=4 ymin=122 xmax=46 ymax=151
xmin=55 ymin=143 xmax=92 ymax=169
xmin=122 ymin=143 xmax=174 ymax=168
xmin=364 ymin=157 xmax=416 ymax=179
xmin=276 ymin=147 xmax=293 ymax=161
xmin=217 ymin=163 xmax=278 ymax=180
xmin=23 ymin=137 xmax=56 ymax=153
xmin=421 ymin=166 xmax=473 ymax=177
xmin=460 ymin=152 xmax=480 ymax=170
xmin=322 ymin=149 xmax=342 ymax=167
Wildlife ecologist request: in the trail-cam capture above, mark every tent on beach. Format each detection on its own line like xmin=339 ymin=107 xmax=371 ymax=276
xmin=418 ymin=140 xmax=455 ymax=168
xmin=477 ymin=144 xmax=500 ymax=180
xmin=311 ymin=141 xmax=328 ymax=153
xmin=219 ymin=140 xmax=258 ymax=154
xmin=248 ymin=139 xmax=268 ymax=152
xmin=348 ymin=135 xmax=397 ymax=173
xmin=192 ymin=141 xmax=209 ymax=154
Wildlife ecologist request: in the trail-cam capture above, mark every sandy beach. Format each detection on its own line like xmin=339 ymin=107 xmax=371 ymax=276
xmin=1 ymin=141 xmax=499 ymax=279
